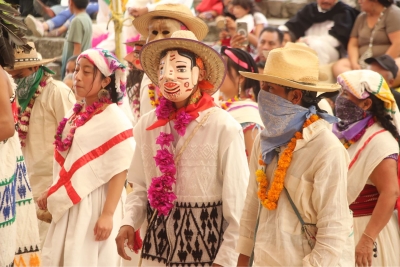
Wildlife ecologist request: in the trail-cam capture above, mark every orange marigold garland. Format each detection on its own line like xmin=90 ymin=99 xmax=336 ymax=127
xmin=257 ymin=114 xmax=320 ymax=210
xmin=148 ymin=84 xmax=160 ymax=107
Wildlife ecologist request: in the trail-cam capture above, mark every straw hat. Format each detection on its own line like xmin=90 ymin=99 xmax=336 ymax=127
xmin=132 ymin=4 xmax=208 ymax=41
xmin=5 ymin=42 xmax=57 ymax=70
xmin=240 ymin=42 xmax=340 ymax=92
xmin=125 ymin=35 xmax=146 ymax=47
xmin=140 ymin=30 xmax=226 ymax=95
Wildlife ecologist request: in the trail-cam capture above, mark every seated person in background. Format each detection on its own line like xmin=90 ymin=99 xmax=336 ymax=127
xmin=281 ymin=0 xmax=359 ymax=64
xmin=237 ymin=26 xmax=282 ymax=64
xmin=196 ymin=0 xmax=223 ymax=21
xmin=332 ymin=0 xmax=400 ymax=86
xmin=65 ymin=55 xmax=77 ymax=76
xmin=278 ymin=25 xmax=297 ymax=47
xmin=365 ymin=54 xmax=400 ymax=105
xmin=219 ymin=0 xmax=267 ymax=48
xmin=25 ymin=1 xmax=98 ymax=37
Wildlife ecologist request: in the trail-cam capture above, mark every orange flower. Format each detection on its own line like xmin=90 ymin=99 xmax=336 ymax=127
xmin=256 ymin=115 xmax=320 ymax=210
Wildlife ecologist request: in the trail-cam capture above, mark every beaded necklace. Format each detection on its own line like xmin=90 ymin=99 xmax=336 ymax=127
xmin=221 ymin=96 xmax=239 ymax=110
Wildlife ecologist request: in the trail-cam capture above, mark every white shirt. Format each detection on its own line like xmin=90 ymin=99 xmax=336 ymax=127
xmin=122 ymin=107 xmax=249 ymax=266
xmin=22 ymin=78 xmax=75 ymax=199
xmin=237 ymin=119 xmax=355 ymax=266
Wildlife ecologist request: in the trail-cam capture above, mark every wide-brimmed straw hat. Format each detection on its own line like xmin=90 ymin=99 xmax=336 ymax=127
xmin=5 ymin=41 xmax=57 ymax=70
xmin=132 ymin=4 xmax=208 ymax=41
xmin=140 ymin=30 xmax=226 ymax=95
xmin=240 ymin=42 xmax=340 ymax=92
xmin=6 ymin=42 xmax=56 ymax=70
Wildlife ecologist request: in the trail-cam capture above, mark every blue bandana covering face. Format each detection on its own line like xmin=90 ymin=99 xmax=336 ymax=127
xmin=258 ymin=90 xmax=339 ymax=164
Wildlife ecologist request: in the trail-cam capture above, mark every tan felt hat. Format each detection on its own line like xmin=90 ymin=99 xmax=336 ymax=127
xmin=132 ymin=4 xmax=209 ymax=41
xmin=5 ymin=42 xmax=57 ymax=71
xmin=140 ymin=30 xmax=226 ymax=96
xmin=240 ymin=42 xmax=340 ymax=92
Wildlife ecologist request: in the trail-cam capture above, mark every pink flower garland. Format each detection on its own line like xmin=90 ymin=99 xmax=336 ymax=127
xmin=54 ymin=98 xmax=111 ymax=151
xmin=147 ymin=97 xmax=192 ymax=216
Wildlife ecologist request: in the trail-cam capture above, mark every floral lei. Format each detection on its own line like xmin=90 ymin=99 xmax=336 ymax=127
xmin=256 ymin=114 xmax=320 ymax=210
xmin=148 ymin=96 xmax=193 ymax=216
xmin=342 ymin=117 xmax=376 ymax=149
xmin=54 ymin=98 xmax=111 ymax=151
xmin=17 ymin=80 xmax=46 ymax=147
xmin=221 ymin=96 xmax=239 ymax=110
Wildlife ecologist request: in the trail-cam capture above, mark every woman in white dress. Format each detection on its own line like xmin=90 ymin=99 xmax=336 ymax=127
xmin=38 ymin=48 xmax=135 ymax=266
xmin=333 ymin=70 xmax=400 ymax=267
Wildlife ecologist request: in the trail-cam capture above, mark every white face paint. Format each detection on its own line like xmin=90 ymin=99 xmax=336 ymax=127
xmin=158 ymin=50 xmax=199 ymax=102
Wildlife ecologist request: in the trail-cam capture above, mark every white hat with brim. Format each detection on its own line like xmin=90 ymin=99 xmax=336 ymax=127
xmin=240 ymin=42 xmax=340 ymax=92
xmin=4 ymin=42 xmax=56 ymax=71
xmin=140 ymin=30 xmax=226 ymax=96
xmin=132 ymin=4 xmax=209 ymax=41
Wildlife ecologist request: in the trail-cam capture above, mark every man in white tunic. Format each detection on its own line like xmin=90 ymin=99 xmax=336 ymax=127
xmin=116 ymin=30 xmax=249 ymax=266
xmin=5 ymin=42 xmax=75 ymax=246
xmin=236 ymin=43 xmax=355 ymax=266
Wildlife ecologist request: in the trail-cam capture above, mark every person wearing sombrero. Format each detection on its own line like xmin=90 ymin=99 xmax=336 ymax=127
xmin=130 ymin=3 xmax=209 ymax=118
xmin=124 ymin=36 xmax=145 ymax=122
xmin=5 ymin=41 xmax=75 ymax=247
xmin=236 ymin=43 xmax=355 ymax=266
xmin=0 ymin=3 xmax=42 ymax=266
xmin=116 ymin=30 xmax=249 ymax=266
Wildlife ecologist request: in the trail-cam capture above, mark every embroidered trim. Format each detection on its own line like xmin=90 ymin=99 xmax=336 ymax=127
xmin=142 ymin=201 xmax=225 ymax=266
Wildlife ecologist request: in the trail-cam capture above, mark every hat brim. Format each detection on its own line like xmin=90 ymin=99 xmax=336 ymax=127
xmin=239 ymin=71 xmax=341 ymax=92
xmin=125 ymin=40 xmax=146 ymax=47
xmin=5 ymin=57 xmax=57 ymax=71
xmin=140 ymin=38 xmax=226 ymax=96
xmin=132 ymin=10 xmax=208 ymax=41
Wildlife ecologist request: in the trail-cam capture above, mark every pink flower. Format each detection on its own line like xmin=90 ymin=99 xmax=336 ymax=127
xmin=154 ymin=148 xmax=174 ymax=167
xmin=156 ymin=132 xmax=174 ymax=147
xmin=174 ymin=111 xmax=192 ymax=136
xmin=159 ymin=164 xmax=176 ymax=175
xmin=156 ymin=97 xmax=174 ymax=119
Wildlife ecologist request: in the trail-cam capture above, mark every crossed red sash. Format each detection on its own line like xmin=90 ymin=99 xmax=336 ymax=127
xmin=48 ymin=129 xmax=133 ymax=204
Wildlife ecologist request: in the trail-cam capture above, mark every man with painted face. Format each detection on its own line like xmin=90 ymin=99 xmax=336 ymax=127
xmin=236 ymin=43 xmax=355 ymax=266
xmin=5 ymin=42 xmax=75 ymax=247
xmin=130 ymin=3 xmax=208 ymax=118
xmin=115 ymin=30 xmax=249 ymax=266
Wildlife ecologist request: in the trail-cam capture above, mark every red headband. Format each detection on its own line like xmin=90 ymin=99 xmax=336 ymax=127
xmin=224 ymin=49 xmax=253 ymax=72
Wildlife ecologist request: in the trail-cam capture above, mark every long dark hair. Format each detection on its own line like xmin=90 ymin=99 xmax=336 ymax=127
xmin=221 ymin=46 xmax=260 ymax=101
xmin=369 ymin=93 xmax=400 ymax=141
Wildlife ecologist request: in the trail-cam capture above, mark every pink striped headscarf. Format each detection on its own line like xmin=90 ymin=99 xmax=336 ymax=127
xmin=77 ymin=48 xmax=127 ymax=100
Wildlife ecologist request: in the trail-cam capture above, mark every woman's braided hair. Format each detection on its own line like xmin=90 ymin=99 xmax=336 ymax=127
xmin=369 ymin=93 xmax=400 ymax=142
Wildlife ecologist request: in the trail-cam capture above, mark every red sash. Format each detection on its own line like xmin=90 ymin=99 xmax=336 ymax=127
xmin=350 ymin=184 xmax=379 ymax=217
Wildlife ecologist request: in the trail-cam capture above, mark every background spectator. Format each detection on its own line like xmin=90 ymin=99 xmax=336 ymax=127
xmin=281 ymin=0 xmax=359 ymax=64
xmin=333 ymin=0 xmax=400 ymax=86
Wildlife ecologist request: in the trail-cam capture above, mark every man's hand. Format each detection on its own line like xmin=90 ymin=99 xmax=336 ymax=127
xmin=129 ymin=7 xmax=148 ymax=17
xmin=37 ymin=190 xmax=49 ymax=210
xmin=115 ymin=225 xmax=136 ymax=260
